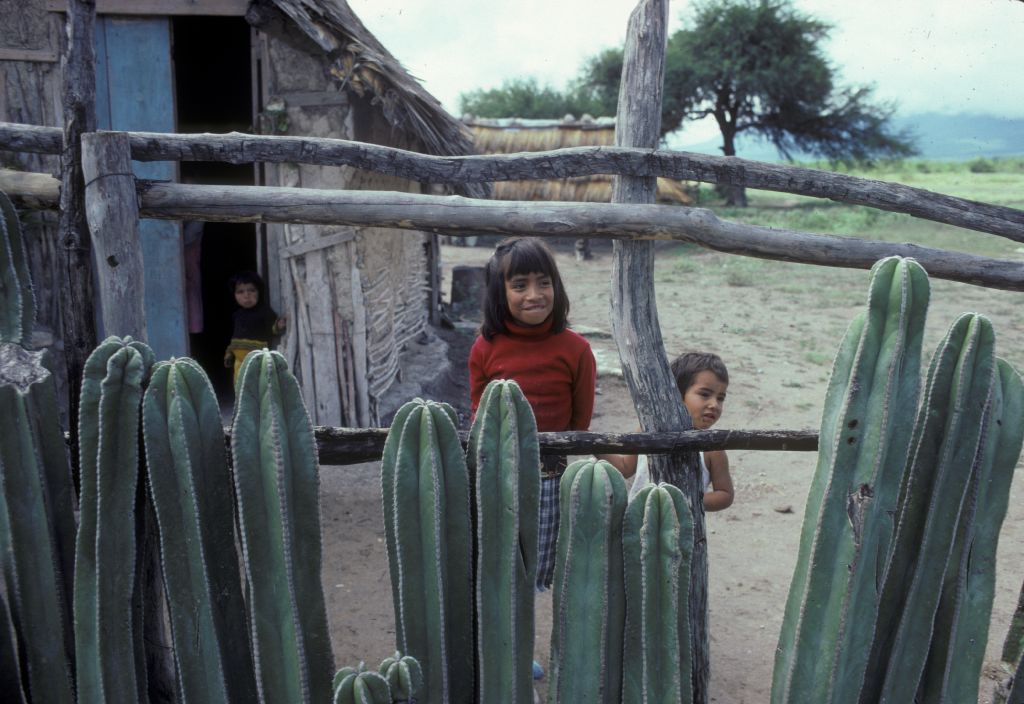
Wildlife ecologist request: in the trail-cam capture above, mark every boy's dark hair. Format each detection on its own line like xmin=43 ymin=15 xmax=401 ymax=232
xmin=229 ymin=270 xmax=266 ymax=302
xmin=480 ymin=237 xmax=570 ymax=340
xmin=671 ymin=351 xmax=729 ymax=397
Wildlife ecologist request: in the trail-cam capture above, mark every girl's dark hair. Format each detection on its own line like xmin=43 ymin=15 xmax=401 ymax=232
xmin=480 ymin=237 xmax=569 ymax=340
xmin=670 ymin=351 xmax=729 ymax=397
xmin=229 ymin=270 xmax=266 ymax=303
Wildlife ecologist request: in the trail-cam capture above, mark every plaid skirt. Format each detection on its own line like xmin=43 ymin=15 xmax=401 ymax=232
xmin=536 ymin=455 xmax=567 ymax=591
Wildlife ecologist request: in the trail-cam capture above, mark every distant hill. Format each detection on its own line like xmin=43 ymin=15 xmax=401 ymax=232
xmin=670 ymin=112 xmax=1024 ymax=162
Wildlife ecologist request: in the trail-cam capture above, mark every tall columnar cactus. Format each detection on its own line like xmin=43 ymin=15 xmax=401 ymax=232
xmin=859 ymin=313 xmax=1006 ymax=703
xmin=1005 ymin=579 xmax=1024 ymax=668
xmin=0 ymin=190 xmax=35 ymax=346
xmin=772 ymin=256 xmax=929 ymax=704
xmin=0 ymin=343 xmax=76 ymax=704
xmin=332 ymin=663 xmax=392 ymax=704
xmin=468 ymin=379 xmax=540 ymax=704
xmin=142 ymin=357 xmax=258 ymax=703
xmin=548 ymin=458 xmax=627 ymax=704
xmin=918 ymin=358 xmax=1023 ymax=702
xmin=621 ymin=483 xmax=695 ymax=704
xmin=378 ymin=651 xmax=424 ymax=703
xmin=0 ymin=592 xmax=27 ymax=704
xmin=231 ymin=348 xmax=334 ymax=703
xmin=74 ymin=335 xmax=154 ymax=704
xmin=381 ymin=398 xmax=472 ymax=704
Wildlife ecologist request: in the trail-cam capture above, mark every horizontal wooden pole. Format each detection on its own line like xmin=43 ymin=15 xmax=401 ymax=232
xmin=0 ymin=168 xmax=59 ymax=209
xmin=310 ymin=427 xmax=819 ymax=465
xmin=1 ymin=122 xmax=1021 ymax=242
xmin=141 ymin=183 xmax=1024 ymax=291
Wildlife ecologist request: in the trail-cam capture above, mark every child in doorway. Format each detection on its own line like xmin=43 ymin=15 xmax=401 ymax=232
xmin=223 ymin=270 xmax=286 ymax=384
xmin=607 ymin=351 xmax=734 ymax=511
xmin=468 ymin=236 xmax=597 ymax=680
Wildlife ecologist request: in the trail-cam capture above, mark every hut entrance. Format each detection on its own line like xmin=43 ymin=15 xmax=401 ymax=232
xmin=173 ymin=16 xmax=259 ymax=399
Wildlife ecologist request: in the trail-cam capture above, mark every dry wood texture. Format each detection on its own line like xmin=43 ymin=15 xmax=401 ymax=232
xmin=311 ymin=427 xmax=819 ymax=465
xmin=81 ymin=132 xmax=146 ymax=340
xmin=136 ymin=184 xmax=1024 ymax=292
xmin=2 ymin=123 xmax=1022 ymax=241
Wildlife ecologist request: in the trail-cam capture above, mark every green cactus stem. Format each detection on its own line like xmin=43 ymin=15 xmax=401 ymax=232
xmin=860 ymin=313 xmax=998 ymax=703
xmin=622 ymin=483 xmax=695 ymax=704
xmin=772 ymin=256 xmax=929 ymax=704
xmin=918 ymin=357 xmax=1023 ymax=702
xmin=333 ymin=663 xmax=393 ymax=704
xmin=468 ymin=379 xmax=540 ymax=704
xmin=0 ymin=592 xmax=27 ymax=704
xmin=1005 ymin=579 xmax=1024 ymax=667
xmin=0 ymin=191 xmax=34 ymax=346
xmin=74 ymin=335 xmax=154 ymax=704
xmin=379 ymin=651 xmax=423 ymax=703
xmin=548 ymin=458 xmax=627 ymax=704
xmin=231 ymin=349 xmax=334 ymax=703
xmin=0 ymin=342 xmax=76 ymax=704
xmin=142 ymin=357 xmax=258 ymax=703
xmin=382 ymin=399 xmax=472 ymax=704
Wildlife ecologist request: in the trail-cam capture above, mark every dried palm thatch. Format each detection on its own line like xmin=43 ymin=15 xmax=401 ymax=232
xmin=252 ymin=0 xmax=475 ymax=161
xmin=466 ymin=116 xmax=693 ymax=205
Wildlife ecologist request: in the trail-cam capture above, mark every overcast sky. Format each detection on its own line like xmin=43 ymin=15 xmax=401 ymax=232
xmin=347 ymin=0 xmax=1024 ymax=144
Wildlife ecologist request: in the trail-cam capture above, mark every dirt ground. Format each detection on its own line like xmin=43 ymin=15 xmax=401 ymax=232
xmin=319 ymin=240 xmax=1024 ymax=702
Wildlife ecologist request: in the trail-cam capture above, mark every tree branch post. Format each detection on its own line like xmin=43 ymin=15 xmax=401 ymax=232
xmin=81 ymin=132 xmax=147 ymax=341
xmin=612 ymin=1 xmax=710 ymax=701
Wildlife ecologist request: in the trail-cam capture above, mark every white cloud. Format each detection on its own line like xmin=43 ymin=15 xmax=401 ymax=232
xmin=347 ymin=0 xmax=1024 ymax=119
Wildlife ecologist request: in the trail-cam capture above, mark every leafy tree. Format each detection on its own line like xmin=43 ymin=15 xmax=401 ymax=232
xmin=578 ymin=0 xmax=917 ymax=204
xmin=458 ymin=77 xmax=604 ymax=120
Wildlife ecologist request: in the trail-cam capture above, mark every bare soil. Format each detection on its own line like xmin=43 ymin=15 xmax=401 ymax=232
xmin=320 ymin=241 xmax=1024 ymax=702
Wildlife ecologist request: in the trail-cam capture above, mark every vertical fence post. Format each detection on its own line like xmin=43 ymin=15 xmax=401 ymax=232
xmin=611 ymin=1 xmax=710 ymax=701
xmin=58 ymin=0 xmax=98 ymax=471
xmin=81 ymin=131 xmax=147 ymax=340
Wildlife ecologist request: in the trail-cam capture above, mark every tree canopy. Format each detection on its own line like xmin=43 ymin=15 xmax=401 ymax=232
xmin=458 ymin=77 xmax=604 ymax=120
xmin=581 ymin=0 xmax=916 ymax=167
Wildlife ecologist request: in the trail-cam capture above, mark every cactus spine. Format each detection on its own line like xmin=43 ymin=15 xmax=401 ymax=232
xmin=0 ymin=344 xmax=76 ymax=703
xmin=333 ymin=663 xmax=392 ymax=704
xmin=142 ymin=357 xmax=258 ymax=703
xmin=860 ymin=313 xmax=1003 ymax=702
xmin=0 ymin=191 xmax=34 ymax=345
xmin=382 ymin=399 xmax=472 ymax=704
xmin=379 ymin=651 xmax=424 ymax=703
xmin=468 ymin=379 xmax=540 ymax=704
xmin=548 ymin=458 xmax=627 ymax=704
xmin=919 ymin=359 xmax=1023 ymax=702
xmin=74 ymin=336 xmax=154 ymax=704
xmin=772 ymin=256 xmax=929 ymax=703
xmin=231 ymin=348 xmax=334 ymax=703
xmin=622 ymin=483 xmax=695 ymax=704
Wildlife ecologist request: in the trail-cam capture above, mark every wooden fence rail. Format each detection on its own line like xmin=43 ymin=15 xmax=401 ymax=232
xmin=1 ymin=121 xmax=1022 ymax=242
xmin=311 ymin=427 xmax=819 ymax=465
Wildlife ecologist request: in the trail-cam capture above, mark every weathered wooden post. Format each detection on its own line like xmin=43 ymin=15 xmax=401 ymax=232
xmin=81 ymin=131 xmax=147 ymax=339
xmin=611 ymin=1 xmax=710 ymax=701
xmin=58 ymin=0 xmax=99 ymax=466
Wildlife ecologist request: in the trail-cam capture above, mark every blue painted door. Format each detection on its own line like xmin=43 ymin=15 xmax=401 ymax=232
xmin=95 ymin=17 xmax=186 ymax=360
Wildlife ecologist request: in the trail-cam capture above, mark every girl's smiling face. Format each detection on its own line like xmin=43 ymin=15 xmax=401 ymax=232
xmin=682 ymin=370 xmax=728 ymax=429
xmin=505 ymin=271 xmax=554 ymax=326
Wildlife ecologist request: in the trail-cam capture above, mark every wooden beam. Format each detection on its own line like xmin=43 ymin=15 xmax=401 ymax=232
xmin=46 ymin=0 xmax=249 ymax=16
xmin=2 ymin=123 xmax=1022 ymax=242
xmin=612 ymin=1 xmax=709 ymax=701
xmin=81 ymin=132 xmax=147 ymax=341
xmin=0 ymin=169 xmax=60 ymax=209
xmin=137 ymin=184 xmax=1024 ymax=292
xmin=0 ymin=48 xmax=59 ymax=62
xmin=311 ymin=427 xmax=819 ymax=465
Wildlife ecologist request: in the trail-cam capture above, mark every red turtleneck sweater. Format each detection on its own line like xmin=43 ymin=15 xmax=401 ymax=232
xmin=468 ymin=317 xmax=596 ymax=432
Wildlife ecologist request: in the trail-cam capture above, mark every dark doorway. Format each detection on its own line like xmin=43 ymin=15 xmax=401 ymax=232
xmin=173 ymin=16 xmax=257 ymax=400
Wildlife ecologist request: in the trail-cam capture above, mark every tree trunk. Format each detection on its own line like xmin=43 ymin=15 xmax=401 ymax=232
xmin=720 ymin=125 xmax=748 ymax=207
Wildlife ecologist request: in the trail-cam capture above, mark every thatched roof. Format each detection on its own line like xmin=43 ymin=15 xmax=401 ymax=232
xmin=250 ymin=0 xmax=475 ymax=160
xmin=465 ymin=116 xmax=693 ymax=205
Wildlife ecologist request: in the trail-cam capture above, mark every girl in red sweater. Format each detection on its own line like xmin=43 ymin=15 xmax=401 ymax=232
xmin=468 ymin=237 xmax=597 ymax=581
